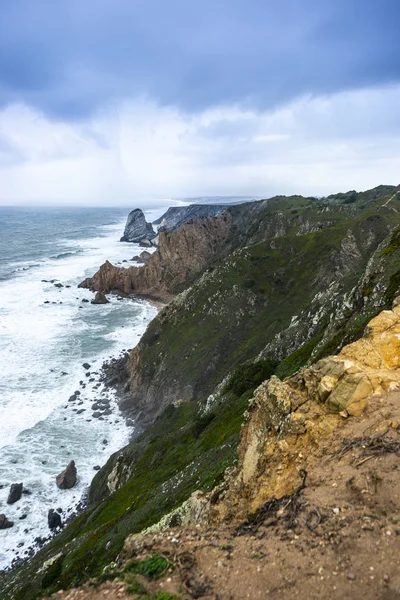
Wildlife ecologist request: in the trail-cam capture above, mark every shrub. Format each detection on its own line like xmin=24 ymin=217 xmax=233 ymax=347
xmin=224 ymin=358 xmax=277 ymax=397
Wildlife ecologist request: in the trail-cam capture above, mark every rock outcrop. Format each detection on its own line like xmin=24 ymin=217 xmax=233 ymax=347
xmin=153 ymin=203 xmax=230 ymax=233
xmin=0 ymin=514 xmax=13 ymax=529
xmin=91 ymin=291 xmax=110 ymax=305
xmin=7 ymin=483 xmax=23 ymax=504
xmin=120 ymin=209 xmax=156 ymax=243
xmin=47 ymin=509 xmax=62 ymax=531
xmin=56 ymin=461 xmax=77 ymax=490
xmin=79 ymin=213 xmax=232 ymax=301
xmin=212 ymin=301 xmax=400 ymax=520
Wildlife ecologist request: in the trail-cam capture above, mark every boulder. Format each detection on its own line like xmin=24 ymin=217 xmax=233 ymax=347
xmin=0 ymin=514 xmax=14 ymax=529
xmin=91 ymin=291 xmax=110 ymax=305
xmin=7 ymin=483 xmax=23 ymax=504
xmin=48 ymin=509 xmax=62 ymax=531
xmin=56 ymin=461 xmax=77 ymax=489
xmin=139 ymin=239 xmax=153 ymax=247
xmin=139 ymin=250 xmax=152 ymax=263
xmin=120 ymin=209 xmax=156 ymax=243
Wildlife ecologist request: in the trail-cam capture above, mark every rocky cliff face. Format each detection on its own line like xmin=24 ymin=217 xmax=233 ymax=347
xmin=212 ymin=300 xmax=400 ymax=521
xmin=79 ymin=213 xmax=232 ymax=301
xmin=120 ymin=208 xmax=156 ymax=243
xmin=153 ymin=203 xmax=230 ymax=232
xmin=117 ymin=188 xmax=400 ymax=423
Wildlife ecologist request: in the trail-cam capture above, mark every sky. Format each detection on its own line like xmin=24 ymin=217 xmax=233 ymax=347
xmin=0 ymin=0 xmax=399 ymax=205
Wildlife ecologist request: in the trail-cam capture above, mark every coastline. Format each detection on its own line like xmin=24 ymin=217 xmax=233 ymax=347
xmin=0 ymin=209 xmax=163 ymax=572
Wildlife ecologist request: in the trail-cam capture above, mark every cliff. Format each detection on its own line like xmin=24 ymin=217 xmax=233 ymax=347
xmin=2 ymin=185 xmax=400 ymax=600
xmin=153 ymin=203 xmax=231 ymax=232
xmin=116 ymin=186 xmax=400 ymax=423
xmin=79 ymin=213 xmax=232 ymax=301
xmin=120 ymin=208 xmax=156 ymax=243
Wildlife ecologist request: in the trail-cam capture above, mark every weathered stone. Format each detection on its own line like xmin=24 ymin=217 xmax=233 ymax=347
xmin=139 ymin=250 xmax=152 ymax=263
xmin=48 ymin=509 xmax=62 ymax=530
xmin=91 ymin=291 xmax=110 ymax=305
xmin=120 ymin=209 xmax=155 ymax=243
xmin=56 ymin=461 xmax=77 ymax=489
xmin=0 ymin=514 xmax=14 ymax=529
xmin=78 ymin=213 xmax=232 ymax=302
xmin=7 ymin=483 xmax=23 ymax=504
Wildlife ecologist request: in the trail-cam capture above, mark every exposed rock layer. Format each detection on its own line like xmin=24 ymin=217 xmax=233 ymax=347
xmin=153 ymin=203 xmax=230 ymax=232
xmin=212 ymin=302 xmax=400 ymax=520
xmin=80 ymin=213 xmax=232 ymax=301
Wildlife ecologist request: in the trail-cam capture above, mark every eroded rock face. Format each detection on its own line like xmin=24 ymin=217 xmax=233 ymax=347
xmin=211 ymin=301 xmax=400 ymax=520
xmin=56 ymin=461 xmax=77 ymax=490
xmin=79 ymin=213 xmax=232 ymax=301
xmin=120 ymin=209 xmax=155 ymax=243
xmin=153 ymin=204 xmax=229 ymax=233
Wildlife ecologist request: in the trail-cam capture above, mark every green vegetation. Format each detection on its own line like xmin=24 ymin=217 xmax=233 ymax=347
xmin=126 ymin=578 xmax=147 ymax=595
xmin=2 ymin=186 xmax=400 ymax=600
xmin=224 ymin=358 xmax=277 ymax=396
xmin=380 ymin=227 xmax=400 ymax=256
xmin=124 ymin=555 xmax=172 ymax=580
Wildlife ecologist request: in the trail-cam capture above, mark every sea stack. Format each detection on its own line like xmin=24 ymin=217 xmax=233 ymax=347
xmin=120 ymin=209 xmax=156 ymax=243
xmin=56 ymin=460 xmax=77 ymax=489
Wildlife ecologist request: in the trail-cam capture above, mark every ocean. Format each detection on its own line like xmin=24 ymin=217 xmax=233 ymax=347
xmin=0 ymin=205 xmax=166 ymax=570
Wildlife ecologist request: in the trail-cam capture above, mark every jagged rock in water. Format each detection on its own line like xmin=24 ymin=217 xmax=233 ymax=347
xmin=120 ymin=209 xmax=155 ymax=243
xmin=91 ymin=291 xmax=110 ymax=305
xmin=0 ymin=514 xmax=14 ymax=529
xmin=56 ymin=460 xmax=77 ymax=489
xmin=7 ymin=483 xmax=23 ymax=504
xmin=47 ymin=509 xmax=62 ymax=531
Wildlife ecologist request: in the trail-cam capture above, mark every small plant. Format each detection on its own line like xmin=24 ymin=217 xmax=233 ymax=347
xmin=191 ymin=411 xmax=216 ymax=439
xmin=126 ymin=576 xmax=147 ymax=595
xmin=124 ymin=554 xmax=172 ymax=580
xmin=224 ymin=358 xmax=277 ymax=397
xmin=142 ymin=594 xmax=179 ymax=600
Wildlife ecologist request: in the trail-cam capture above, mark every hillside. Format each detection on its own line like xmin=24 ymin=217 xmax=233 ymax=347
xmin=1 ymin=186 xmax=400 ymax=600
xmin=23 ymin=300 xmax=400 ymax=599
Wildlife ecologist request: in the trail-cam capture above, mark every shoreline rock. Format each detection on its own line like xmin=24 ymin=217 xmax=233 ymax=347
xmin=120 ymin=208 xmax=156 ymax=243
xmin=7 ymin=483 xmax=23 ymax=505
xmin=91 ymin=291 xmax=110 ymax=305
xmin=56 ymin=461 xmax=77 ymax=490
xmin=0 ymin=514 xmax=14 ymax=529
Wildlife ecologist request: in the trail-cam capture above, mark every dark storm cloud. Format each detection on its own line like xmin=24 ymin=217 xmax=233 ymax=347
xmin=0 ymin=0 xmax=399 ymax=118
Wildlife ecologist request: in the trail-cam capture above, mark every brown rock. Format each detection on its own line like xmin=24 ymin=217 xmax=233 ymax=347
xmin=56 ymin=461 xmax=77 ymax=489
xmin=91 ymin=291 xmax=110 ymax=305
xmin=78 ymin=213 xmax=232 ymax=301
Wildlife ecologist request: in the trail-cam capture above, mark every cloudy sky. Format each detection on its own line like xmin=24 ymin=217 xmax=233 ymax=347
xmin=0 ymin=0 xmax=399 ymax=205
